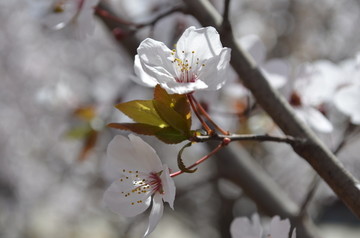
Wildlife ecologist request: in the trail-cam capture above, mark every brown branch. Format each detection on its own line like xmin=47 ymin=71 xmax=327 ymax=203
xmin=181 ymin=0 xmax=360 ymax=218
xmin=193 ymin=133 xmax=304 ymax=146
xmin=221 ymin=0 xmax=231 ymax=32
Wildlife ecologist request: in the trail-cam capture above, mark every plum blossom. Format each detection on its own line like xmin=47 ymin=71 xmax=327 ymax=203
xmin=287 ymin=61 xmax=343 ymax=133
xmin=133 ymin=26 xmax=231 ymax=94
xmin=334 ymin=53 xmax=360 ymax=124
xmin=30 ymin=0 xmax=99 ymax=38
xmin=230 ymin=214 xmax=296 ymax=238
xmin=238 ymin=34 xmax=289 ymax=89
xmin=103 ymin=134 xmax=176 ymax=237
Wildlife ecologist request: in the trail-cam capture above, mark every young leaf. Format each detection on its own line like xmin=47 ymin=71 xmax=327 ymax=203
xmin=108 ymin=123 xmax=162 ymax=135
xmin=115 ymin=100 xmax=168 ymax=127
xmin=155 ymin=127 xmax=188 ymax=144
xmin=154 ymin=85 xmax=191 ymax=122
xmin=153 ymin=100 xmax=190 ymax=134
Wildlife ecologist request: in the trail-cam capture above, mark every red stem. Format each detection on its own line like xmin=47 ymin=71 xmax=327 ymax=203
xmin=190 ymin=94 xmax=229 ymax=135
xmin=187 ymin=94 xmax=212 ymax=135
xmin=170 ymin=141 xmax=226 ymax=177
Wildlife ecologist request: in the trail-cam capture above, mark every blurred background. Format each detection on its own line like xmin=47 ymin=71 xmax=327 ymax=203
xmin=1 ymin=0 xmax=360 ymax=237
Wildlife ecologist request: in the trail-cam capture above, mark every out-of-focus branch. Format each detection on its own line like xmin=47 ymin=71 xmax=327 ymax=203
xmin=221 ymin=0 xmax=231 ymax=32
xmin=214 ymin=142 xmax=319 ymax=238
xmin=181 ymin=0 xmax=360 ymax=218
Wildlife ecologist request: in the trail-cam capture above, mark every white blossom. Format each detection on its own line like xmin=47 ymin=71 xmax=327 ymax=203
xmin=288 ymin=61 xmax=342 ymax=133
xmin=230 ymin=214 xmax=296 ymax=238
xmin=103 ymin=134 xmax=176 ymax=237
xmin=133 ymin=26 xmax=231 ymax=94
xmin=29 ymin=0 xmax=99 ymax=38
xmin=334 ymin=53 xmax=360 ymax=124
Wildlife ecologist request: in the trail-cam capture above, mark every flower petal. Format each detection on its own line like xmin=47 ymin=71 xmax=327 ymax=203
xmin=106 ymin=135 xmax=145 ymax=175
xmin=198 ymin=48 xmax=231 ymax=91
xmin=136 ymin=38 xmax=177 ymax=85
xmin=160 ymin=79 xmax=208 ymax=94
xmin=128 ymin=134 xmax=163 ymax=173
xmin=334 ymin=85 xmax=360 ymax=125
xmin=144 ymin=193 xmax=164 ymax=237
xmin=160 ymin=164 xmax=176 ymax=209
xmin=103 ymin=179 xmax=152 ymax=217
xmin=269 ymin=216 xmax=291 ymax=238
xmin=133 ymin=55 xmax=158 ymax=87
xmin=176 ymin=26 xmax=224 ymax=60
xmin=304 ymin=107 xmax=333 ymax=133
xmin=230 ymin=213 xmax=263 ymax=238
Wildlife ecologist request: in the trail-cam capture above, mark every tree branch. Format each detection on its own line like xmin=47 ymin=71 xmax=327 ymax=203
xmin=181 ymin=0 xmax=360 ymax=218
xmin=193 ymin=133 xmax=304 ymax=146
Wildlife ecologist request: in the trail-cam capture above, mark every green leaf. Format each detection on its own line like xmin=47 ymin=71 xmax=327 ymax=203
xmin=153 ymin=85 xmax=191 ymax=136
xmin=108 ymin=123 xmax=162 ymax=135
xmin=115 ymin=100 xmax=168 ymax=127
xmin=155 ymin=127 xmax=188 ymax=144
xmin=173 ymin=96 xmax=191 ymax=128
xmin=177 ymin=142 xmax=197 ymax=173
xmin=153 ymin=100 xmax=189 ymax=134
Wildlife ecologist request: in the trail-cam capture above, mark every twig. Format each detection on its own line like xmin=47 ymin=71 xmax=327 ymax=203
xmin=170 ymin=141 xmax=226 ymax=177
xmin=193 ymin=133 xmax=305 ymax=146
xmin=190 ymin=94 xmax=229 ymax=135
xmin=187 ymin=94 xmax=213 ymax=135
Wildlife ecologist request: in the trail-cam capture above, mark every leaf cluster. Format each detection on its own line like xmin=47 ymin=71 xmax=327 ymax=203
xmin=108 ymin=85 xmax=192 ymax=144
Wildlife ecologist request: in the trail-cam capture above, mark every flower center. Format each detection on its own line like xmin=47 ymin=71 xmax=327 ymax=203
xmin=170 ymin=49 xmax=206 ymax=83
xmin=118 ymin=170 xmax=163 ymax=206
xmin=290 ymin=91 xmax=302 ymax=107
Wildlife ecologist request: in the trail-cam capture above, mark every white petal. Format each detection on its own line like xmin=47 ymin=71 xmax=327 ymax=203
xmin=128 ymin=134 xmax=163 ymax=173
xmin=230 ymin=213 xmax=262 ymax=238
xmin=269 ymin=216 xmax=291 ymax=238
xmin=238 ymin=34 xmax=266 ymax=64
xmin=304 ymin=107 xmax=333 ymax=133
xmin=160 ymin=164 xmax=176 ymax=209
xmin=199 ymin=48 xmax=232 ymax=91
xmin=334 ymin=85 xmax=360 ymax=125
xmin=106 ymin=135 xmax=144 ymax=175
xmin=137 ymin=38 xmax=177 ymax=85
xmin=176 ymin=26 xmax=224 ymax=60
xmin=291 ymin=228 xmax=297 ymax=238
xmin=161 ymin=79 xmax=208 ymax=94
xmin=103 ymin=179 xmax=152 ymax=217
xmin=144 ymin=193 xmax=164 ymax=237
xmin=133 ymin=55 xmax=159 ymax=87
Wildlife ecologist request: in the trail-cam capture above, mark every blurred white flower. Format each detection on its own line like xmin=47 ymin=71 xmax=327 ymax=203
xmin=133 ymin=26 xmax=231 ymax=94
xmin=230 ymin=213 xmax=263 ymax=238
xmin=288 ymin=61 xmax=342 ymax=133
xmin=103 ymin=134 xmax=175 ymax=237
xmin=335 ymin=84 xmax=360 ymax=124
xmin=29 ymin=0 xmax=99 ymax=38
xmin=230 ymin=214 xmax=296 ymax=238
xmin=238 ymin=34 xmax=289 ymax=89
xmin=334 ymin=53 xmax=360 ymax=125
